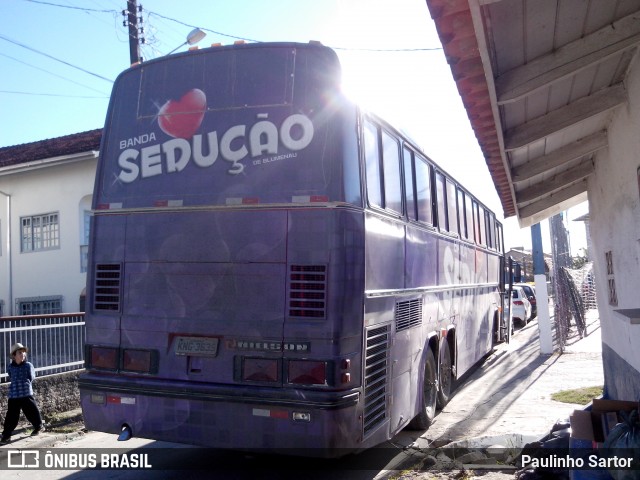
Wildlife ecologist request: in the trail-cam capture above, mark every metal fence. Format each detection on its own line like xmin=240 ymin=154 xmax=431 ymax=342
xmin=0 ymin=313 xmax=86 ymax=382
xmin=553 ymin=262 xmax=598 ymax=352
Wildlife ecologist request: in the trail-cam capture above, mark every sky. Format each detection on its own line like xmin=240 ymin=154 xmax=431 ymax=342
xmin=0 ymin=0 xmax=588 ymax=255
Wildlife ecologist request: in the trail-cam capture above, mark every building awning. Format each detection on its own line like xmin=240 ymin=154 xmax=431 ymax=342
xmin=426 ymin=0 xmax=640 ymax=227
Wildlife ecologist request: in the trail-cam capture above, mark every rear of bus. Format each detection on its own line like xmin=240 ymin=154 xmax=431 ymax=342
xmin=79 ymin=43 xmax=369 ymax=453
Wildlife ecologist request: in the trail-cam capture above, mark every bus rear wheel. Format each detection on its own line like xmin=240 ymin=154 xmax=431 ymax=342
xmin=407 ymin=348 xmax=437 ymax=430
xmin=437 ymin=340 xmax=453 ymax=409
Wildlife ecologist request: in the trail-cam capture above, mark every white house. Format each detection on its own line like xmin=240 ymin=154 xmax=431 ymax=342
xmin=426 ymin=0 xmax=640 ymax=401
xmin=0 ymin=129 xmax=100 ymax=316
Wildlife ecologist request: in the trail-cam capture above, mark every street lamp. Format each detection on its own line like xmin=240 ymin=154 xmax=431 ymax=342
xmin=166 ymin=28 xmax=207 ymax=55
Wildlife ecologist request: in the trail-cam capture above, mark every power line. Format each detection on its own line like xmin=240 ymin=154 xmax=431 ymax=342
xmin=0 ymin=52 xmax=110 ymax=95
xmin=0 ymin=90 xmax=108 ymax=99
xmin=22 ymin=0 xmax=116 ymax=13
xmin=0 ymin=33 xmax=113 ymax=83
xmin=147 ymin=11 xmax=263 ymax=43
xmin=22 ymin=0 xmax=142 ymax=45
xmin=147 ymin=10 xmax=442 ymax=52
xmin=64 ymin=0 xmax=125 ymax=33
xmin=17 ymin=1 xmax=443 ymax=54
xmin=142 ymin=9 xmax=186 ymax=52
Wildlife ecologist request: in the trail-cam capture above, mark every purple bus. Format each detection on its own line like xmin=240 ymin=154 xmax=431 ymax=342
xmin=79 ymin=42 xmax=506 ymax=455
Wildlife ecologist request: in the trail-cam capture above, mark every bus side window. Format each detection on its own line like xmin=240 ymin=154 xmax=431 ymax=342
xmin=446 ymin=179 xmax=459 ymax=236
xmin=487 ymin=213 xmax=496 ymax=250
xmin=415 ymin=155 xmax=432 ymax=225
xmin=363 ymin=120 xmax=382 ymax=208
xmin=497 ymin=223 xmax=504 ymax=252
xmin=478 ymin=205 xmax=487 ymax=247
xmin=382 ymin=131 xmax=402 ymax=214
xmin=436 ymin=172 xmax=448 ymax=231
xmin=465 ymin=192 xmax=474 ymax=242
xmin=473 ymin=201 xmax=481 ymax=245
xmin=403 ymin=148 xmax=417 ymax=221
xmin=457 ymin=188 xmax=468 ymax=240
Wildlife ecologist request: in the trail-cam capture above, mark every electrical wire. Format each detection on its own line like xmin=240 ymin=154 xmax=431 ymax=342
xmin=137 ymin=9 xmax=180 ymax=59
xmin=0 ymin=33 xmax=113 ymax=83
xmin=143 ymin=8 xmax=185 ymax=43
xmin=94 ymin=0 xmax=126 ymax=9
xmin=22 ymin=0 xmax=116 ymax=13
xmin=62 ymin=0 xmax=123 ymax=32
xmin=0 ymin=90 xmax=108 ymax=99
xmin=0 ymin=52 xmax=110 ymax=95
xmin=147 ymin=11 xmax=263 ymax=44
xmin=16 ymin=0 xmax=443 ymax=53
xmin=147 ymin=10 xmax=443 ymax=52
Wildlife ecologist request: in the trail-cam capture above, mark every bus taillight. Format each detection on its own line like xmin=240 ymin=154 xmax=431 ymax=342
xmin=87 ymin=346 xmax=119 ymax=371
xmin=122 ymin=349 xmax=158 ymax=374
xmin=288 ymin=360 xmax=327 ymax=386
xmin=241 ymin=357 xmax=280 ymax=383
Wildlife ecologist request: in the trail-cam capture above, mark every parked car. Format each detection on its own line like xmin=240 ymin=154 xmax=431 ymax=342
xmin=515 ymin=283 xmax=537 ymax=318
xmin=510 ymin=285 xmax=532 ymax=326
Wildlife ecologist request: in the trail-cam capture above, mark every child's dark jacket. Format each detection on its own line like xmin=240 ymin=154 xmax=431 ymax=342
xmin=7 ymin=361 xmax=35 ymax=398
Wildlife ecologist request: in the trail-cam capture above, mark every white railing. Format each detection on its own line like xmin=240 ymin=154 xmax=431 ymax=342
xmin=0 ymin=313 xmax=85 ymax=382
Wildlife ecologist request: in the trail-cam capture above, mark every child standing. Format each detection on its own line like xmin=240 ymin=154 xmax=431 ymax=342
xmin=1 ymin=343 xmax=44 ymax=445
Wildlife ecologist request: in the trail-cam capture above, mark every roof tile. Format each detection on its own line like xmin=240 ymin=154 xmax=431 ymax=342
xmin=0 ymin=129 xmax=102 ymax=168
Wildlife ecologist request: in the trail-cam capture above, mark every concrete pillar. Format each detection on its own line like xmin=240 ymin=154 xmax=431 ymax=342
xmin=532 ymin=223 xmax=553 ymax=354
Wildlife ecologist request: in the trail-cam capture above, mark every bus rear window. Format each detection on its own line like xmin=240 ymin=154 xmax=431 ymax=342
xmin=137 ymin=48 xmax=293 ymax=117
xmin=96 ymin=45 xmax=347 ymax=210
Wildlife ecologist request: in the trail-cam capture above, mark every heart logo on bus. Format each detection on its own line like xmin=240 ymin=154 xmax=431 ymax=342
xmin=157 ymin=88 xmax=207 ymax=139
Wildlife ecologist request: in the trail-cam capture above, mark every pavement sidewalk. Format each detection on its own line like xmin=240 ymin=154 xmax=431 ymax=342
xmin=412 ymin=309 xmax=604 ymax=447
xmin=0 ymin=409 xmax=84 ymax=451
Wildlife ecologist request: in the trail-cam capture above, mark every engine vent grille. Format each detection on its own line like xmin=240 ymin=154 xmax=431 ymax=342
xmin=288 ymin=265 xmax=326 ymax=318
xmin=395 ymin=299 xmax=422 ymax=332
xmin=363 ymin=324 xmax=389 ymax=435
xmin=93 ymin=264 xmax=122 ymax=312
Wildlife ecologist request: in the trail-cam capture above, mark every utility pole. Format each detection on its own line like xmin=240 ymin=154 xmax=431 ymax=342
xmin=124 ymin=0 xmax=141 ymax=64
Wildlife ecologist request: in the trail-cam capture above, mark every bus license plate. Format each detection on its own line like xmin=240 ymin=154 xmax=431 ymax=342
xmin=174 ymin=336 xmax=219 ymax=357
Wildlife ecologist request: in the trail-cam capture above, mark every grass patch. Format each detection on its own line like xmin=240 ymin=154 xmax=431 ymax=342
xmin=551 ymin=386 xmax=603 ymax=405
